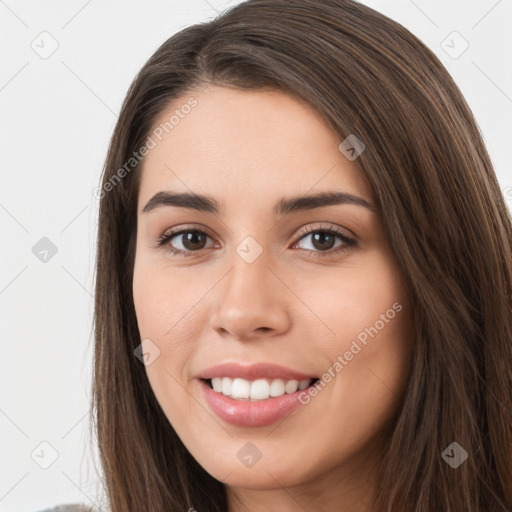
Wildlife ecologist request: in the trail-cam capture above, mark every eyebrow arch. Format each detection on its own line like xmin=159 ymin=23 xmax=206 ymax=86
xmin=141 ymin=190 xmax=378 ymax=215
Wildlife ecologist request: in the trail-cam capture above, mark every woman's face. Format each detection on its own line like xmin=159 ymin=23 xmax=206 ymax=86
xmin=132 ymin=85 xmax=413 ymax=506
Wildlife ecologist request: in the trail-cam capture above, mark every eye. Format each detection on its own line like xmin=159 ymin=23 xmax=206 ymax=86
xmin=156 ymin=227 xmax=216 ymax=256
xmin=292 ymin=224 xmax=356 ymax=256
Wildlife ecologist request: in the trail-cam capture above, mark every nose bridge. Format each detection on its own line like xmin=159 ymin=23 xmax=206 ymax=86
xmin=210 ymin=241 xmax=290 ymax=339
xmin=223 ymin=242 xmax=274 ymax=310
xmin=223 ymin=225 xmax=274 ymax=295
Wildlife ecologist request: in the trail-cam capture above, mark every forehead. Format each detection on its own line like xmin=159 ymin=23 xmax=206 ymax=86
xmin=138 ymin=85 xmax=374 ymax=211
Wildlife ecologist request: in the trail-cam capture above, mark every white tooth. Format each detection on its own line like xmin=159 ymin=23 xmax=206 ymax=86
xmin=211 ymin=377 xmax=222 ymax=392
xmin=298 ymin=379 xmax=310 ymax=390
xmin=250 ymin=379 xmax=270 ymax=400
xmin=269 ymin=378 xmax=285 ymax=397
xmin=231 ymin=378 xmax=250 ymax=399
xmin=212 ymin=377 xmax=308 ymax=399
xmin=284 ymin=379 xmax=299 ymax=393
xmin=221 ymin=377 xmax=233 ymax=396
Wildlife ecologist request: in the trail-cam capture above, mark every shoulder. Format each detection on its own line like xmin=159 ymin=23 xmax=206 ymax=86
xmin=37 ymin=505 xmax=104 ymax=512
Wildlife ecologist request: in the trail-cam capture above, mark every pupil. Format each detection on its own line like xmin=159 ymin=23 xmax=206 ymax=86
xmin=312 ymin=232 xmax=335 ymax=250
xmin=183 ymin=231 xmax=206 ymax=250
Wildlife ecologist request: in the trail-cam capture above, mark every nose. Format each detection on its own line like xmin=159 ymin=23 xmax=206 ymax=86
xmin=209 ymin=251 xmax=291 ymax=341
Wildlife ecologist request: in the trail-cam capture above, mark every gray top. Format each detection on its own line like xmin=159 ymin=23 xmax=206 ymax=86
xmin=38 ymin=505 xmax=103 ymax=512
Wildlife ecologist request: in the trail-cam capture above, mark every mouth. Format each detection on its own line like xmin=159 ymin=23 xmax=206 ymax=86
xmin=200 ymin=377 xmax=321 ymax=401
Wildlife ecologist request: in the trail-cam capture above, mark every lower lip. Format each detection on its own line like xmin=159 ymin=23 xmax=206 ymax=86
xmin=198 ymin=379 xmax=310 ymax=427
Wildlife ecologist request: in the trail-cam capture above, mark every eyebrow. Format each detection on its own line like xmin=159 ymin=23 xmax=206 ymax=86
xmin=141 ymin=190 xmax=378 ymax=215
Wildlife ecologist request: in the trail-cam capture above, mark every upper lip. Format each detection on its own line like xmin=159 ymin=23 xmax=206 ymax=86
xmin=196 ymin=362 xmax=317 ymax=381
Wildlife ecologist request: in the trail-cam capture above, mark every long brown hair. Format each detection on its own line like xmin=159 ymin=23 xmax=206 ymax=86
xmin=91 ymin=1 xmax=512 ymax=510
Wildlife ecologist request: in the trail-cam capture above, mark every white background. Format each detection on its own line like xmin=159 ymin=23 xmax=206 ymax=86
xmin=0 ymin=1 xmax=511 ymax=511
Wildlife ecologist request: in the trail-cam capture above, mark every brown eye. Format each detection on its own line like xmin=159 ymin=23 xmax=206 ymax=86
xmin=157 ymin=229 xmax=215 ymax=255
xmin=295 ymin=227 xmax=355 ymax=254
xmin=309 ymin=231 xmax=337 ymax=251
xmin=178 ymin=231 xmax=209 ymax=251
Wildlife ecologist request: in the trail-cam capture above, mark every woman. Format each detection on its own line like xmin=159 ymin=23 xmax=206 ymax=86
xmin=86 ymin=0 xmax=512 ymax=511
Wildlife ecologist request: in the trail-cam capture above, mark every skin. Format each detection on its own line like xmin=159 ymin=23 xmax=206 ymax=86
xmin=132 ymin=85 xmax=414 ymax=512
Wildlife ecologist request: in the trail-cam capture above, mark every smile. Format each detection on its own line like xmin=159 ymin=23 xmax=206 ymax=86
xmin=205 ymin=377 xmax=318 ymax=400
xmin=198 ymin=377 xmax=321 ymax=427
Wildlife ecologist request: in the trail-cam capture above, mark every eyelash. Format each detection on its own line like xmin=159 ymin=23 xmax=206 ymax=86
xmin=155 ymin=224 xmax=357 ymax=258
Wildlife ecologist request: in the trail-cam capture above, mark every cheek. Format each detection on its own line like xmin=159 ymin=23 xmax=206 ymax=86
xmin=298 ymin=250 xmax=408 ymax=354
xmin=298 ymin=251 xmax=412 ymax=421
xmin=132 ymin=255 xmax=204 ymax=341
xmin=132 ymin=259 xmax=197 ymax=393
xmin=132 ymin=261 xmax=201 ymax=432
